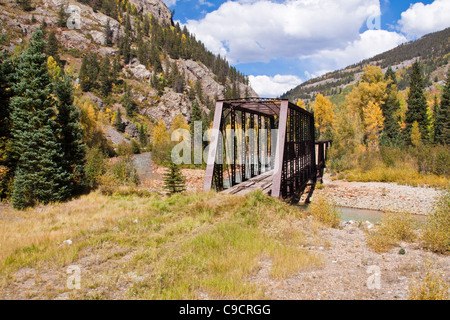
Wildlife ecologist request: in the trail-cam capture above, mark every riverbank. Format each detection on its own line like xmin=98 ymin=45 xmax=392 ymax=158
xmin=314 ymin=173 xmax=443 ymax=215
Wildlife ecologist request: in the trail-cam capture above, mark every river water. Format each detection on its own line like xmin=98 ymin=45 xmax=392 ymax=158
xmin=297 ymin=204 xmax=427 ymax=225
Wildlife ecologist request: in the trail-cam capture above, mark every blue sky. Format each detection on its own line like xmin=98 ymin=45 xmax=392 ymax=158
xmin=162 ymin=0 xmax=450 ymax=97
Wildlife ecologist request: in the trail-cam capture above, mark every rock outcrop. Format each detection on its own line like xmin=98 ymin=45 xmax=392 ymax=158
xmin=127 ymin=0 xmax=172 ymax=25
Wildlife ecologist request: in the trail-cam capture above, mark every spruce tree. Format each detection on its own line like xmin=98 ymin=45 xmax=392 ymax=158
xmin=405 ymin=62 xmax=431 ymax=145
xmin=114 ymin=108 xmax=125 ymax=132
xmin=138 ymin=124 xmax=147 ymax=147
xmin=163 ymin=162 xmax=186 ymax=195
xmin=104 ymin=19 xmax=113 ymax=47
xmin=435 ymin=69 xmax=450 ymax=145
xmin=10 ymin=30 xmax=68 ymax=208
xmin=54 ymin=75 xmax=86 ymax=195
xmin=380 ymin=67 xmax=402 ymax=146
xmin=0 ymin=50 xmax=14 ymax=199
xmin=98 ymin=56 xmax=112 ymax=97
xmin=122 ymin=83 xmax=136 ymax=116
xmin=57 ymin=4 xmax=68 ymax=28
xmin=46 ymin=30 xmax=60 ymax=65
xmin=79 ymin=53 xmax=99 ymax=92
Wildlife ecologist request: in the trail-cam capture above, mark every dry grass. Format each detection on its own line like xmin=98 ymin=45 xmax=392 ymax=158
xmin=421 ymin=190 xmax=450 ymax=254
xmin=345 ymin=167 xmax=449 ymax=189
xmin=0 ymin=190 xmax=323 ymax=299
xmin=307 ymin=193 xmax=341 ymax=228
xmin=408 ymin=262 xmax=449 ymax=300
xmin=365 ymin=211 xmax=417 ymax=253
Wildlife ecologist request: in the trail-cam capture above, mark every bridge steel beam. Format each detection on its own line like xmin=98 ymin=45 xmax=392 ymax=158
xmin=271 ymin=100 xmax=289 ymax=198
xmin=204 ymin=101 xmax=224 ymax=191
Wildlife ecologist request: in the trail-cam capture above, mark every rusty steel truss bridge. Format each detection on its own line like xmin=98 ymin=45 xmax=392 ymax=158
xmin=203 ymin=98 xmax=331 ymax=204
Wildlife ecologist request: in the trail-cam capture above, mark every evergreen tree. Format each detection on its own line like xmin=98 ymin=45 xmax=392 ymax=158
xmin=46 ymin=30 xmax=60 ymax=65
xmin=54 ymin=75 xmax=86 ymax=195
xmin=138 ymin=124 xmax=147 ymax=147
xmin=405 ymin=62 xmax=431 ymax=145
xmin=114 ymin=108 xmax=125 ymax=132
xmin=104 ymin=19 xmax=113 ymax=47
xmin=10 ymin=30 xmax=68 ymax=208
xmin=380 ymin=67 xmax=402 ymax=146
xmin=122 ymin=82 xmax=136 ymax=116
xmin=435 ymin=69 xmax=450 ymax=145
xmin=0 ymin=51 xmax=14 ymax=199
xmin=163 ymin=162 xmax=186 ymax=195
xmin=79 ymin=53 xmax=99 ymax=92
xmin=98 ymin=56 xmax=112 ymax=97
xmin=57 ymin=4 xmax=68 ymax=28
xmin=190 ymin=101 xmax=202 ymax=135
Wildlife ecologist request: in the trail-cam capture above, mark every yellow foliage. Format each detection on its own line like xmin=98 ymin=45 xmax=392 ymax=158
xmin=311 ymin=93 xmax=335 ymax=136
xmin=344 ymin=65 xmax=387 ymax=147
xmin=411 ymin=121 xmax=422 ymax=147
xmin=152 ymin=118 xmax=170 ymax=146
xmin=363 ymin=101 xmax=384 ymax=150
xmin=296 ymin=99 xmax=306 ymax=109
xmin=47 ymin=56 xmax=61 ymax=80
xmin=170 ymin=114 xmax=190 ymax=134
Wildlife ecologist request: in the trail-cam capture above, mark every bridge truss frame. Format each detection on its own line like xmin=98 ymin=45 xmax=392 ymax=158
xmin=203 ymin=98 xmax=323 ymax=201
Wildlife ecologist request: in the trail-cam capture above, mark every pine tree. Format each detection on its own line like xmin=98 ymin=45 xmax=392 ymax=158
xmin=104 ymin=19 xmax=113 ymax=47
xmin=46 ymin=30 xmax=60 ymax=65
xmin=405 ymin=62 xmax=431 ymax=145
xmin=380 ymin=67 xmax=402 ymax=146
xmin=190 ymin=101 xmax=202 ymax=135
xmin=138 ymin=124 xmax=147 ymax=147
xmin=98 ymin=56 xmax=112 ymax=97
xmin=57 ymin=4 xmax=68 ymax=28
xmin=114 ymin=108 xmax=125 ymax=132
xmin=122 ymin=82 xmax=136 ymax=116
xmin=79 ymin=53 xmax=99 ymax=92
xmin=10 ymin=30 xmax=68 ymax=208
xmin=163 ymin=162 xmax=186 ymax=195
xmin=54 ymin=75 xmax=86 ymax=195
xmin=435 ymin=69 xmax=450 ymax=145
xmin=0 ymin=50 xmax=14 ymax=199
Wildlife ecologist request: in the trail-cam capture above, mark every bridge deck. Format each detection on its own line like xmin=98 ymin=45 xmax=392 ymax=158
xmin=221 ymin=170 xmax=273 ymax=196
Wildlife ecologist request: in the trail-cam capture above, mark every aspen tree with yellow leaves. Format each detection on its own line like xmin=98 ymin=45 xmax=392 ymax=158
xmin=311 ymin=93 xmax=335 ymax=139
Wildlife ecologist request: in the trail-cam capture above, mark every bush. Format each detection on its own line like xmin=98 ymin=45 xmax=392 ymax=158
xmin=366 ymin=211 xmax=416 ymax=253
xmin=84 ymin=147 xmax=107 ymax=189
xmin=408 ymin=263 xmax=449 ymax=300
xmin=131 ymin=139 xmax=141 ymax=154
xmin=111 ymin=156 xmax=139 ymax=186
xmin=422 ymin=190 xmax=450 ymax=254
xmin=307 ymin=193 xmax=341 ymax=228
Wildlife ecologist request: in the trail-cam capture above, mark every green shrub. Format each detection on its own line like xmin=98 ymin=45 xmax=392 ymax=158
xmin=84 ymin=147 xmax=107 ymax=188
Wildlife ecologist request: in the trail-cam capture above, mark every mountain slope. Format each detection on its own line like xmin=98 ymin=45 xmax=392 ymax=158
xmin=0 ymin=0 xmax=257 ymax=141
xmin=281 ymin=27 xmax=450 ymax=103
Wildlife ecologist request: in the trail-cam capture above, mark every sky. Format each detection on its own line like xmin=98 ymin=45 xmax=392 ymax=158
xmin=162 ymin=0 xmax=450 ymax=97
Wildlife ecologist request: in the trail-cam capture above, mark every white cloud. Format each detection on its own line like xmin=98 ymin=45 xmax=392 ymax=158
xmin=249 ymin=74 xmax=303 ymax=98
xmin=398 ymin=0 xmax=450 ymax=39
xmin=185 ymin=0 xmax=381 ymax=64
xmin=303 ymin=29 xmax=407 ymax=71
xmin=162 ymin=0 xmax=177 ymax=7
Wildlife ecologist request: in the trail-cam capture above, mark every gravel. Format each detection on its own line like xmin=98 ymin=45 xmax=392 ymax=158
xmin=314 ymin=174 xmax=443 ymax=215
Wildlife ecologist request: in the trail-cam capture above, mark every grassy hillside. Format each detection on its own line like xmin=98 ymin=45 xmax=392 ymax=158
xmin=0 ymin=190 xmax=326 ymax=299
